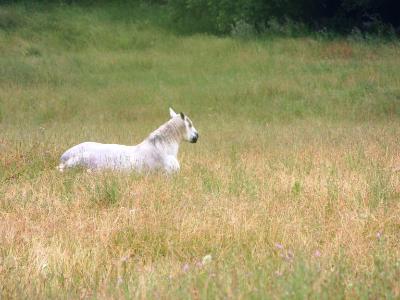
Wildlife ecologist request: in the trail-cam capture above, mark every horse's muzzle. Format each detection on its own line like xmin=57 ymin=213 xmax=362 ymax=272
xmin=190 ymin=133 xmax=199 ymax=143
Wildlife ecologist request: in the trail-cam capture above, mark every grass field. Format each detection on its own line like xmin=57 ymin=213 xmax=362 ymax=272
xmin=1 ymin=2 xmax=400 ymax=299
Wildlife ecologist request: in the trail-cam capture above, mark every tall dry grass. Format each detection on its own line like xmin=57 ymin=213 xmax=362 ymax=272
xmin=1 ymin=2 xmax=400 ymax=299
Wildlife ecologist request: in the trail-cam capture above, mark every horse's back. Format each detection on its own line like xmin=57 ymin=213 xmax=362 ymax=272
xmin=61 ymin=142 xmax=101 ymax=162
xmin=59 ymin=137 xmax=177 ymax=172
xmin=60 ymin=142 xmax=132 ymax=162
xmin=59 ymin=141 xmax=138 ymax=171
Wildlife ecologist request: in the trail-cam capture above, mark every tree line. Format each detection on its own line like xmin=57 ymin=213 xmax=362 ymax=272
xmin=1 ymin=0 xmax=398 ymax=35
xmin=167 ymin=0 xmax=398 ymax=34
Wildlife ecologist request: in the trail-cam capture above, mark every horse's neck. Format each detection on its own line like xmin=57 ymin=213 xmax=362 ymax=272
xmin=146 ymin=119 xmax=182 ymax=157
xmin=163 ymin=141 xmax=179 ymax=157
xmin=144 ymin=138 xmax=179 ymax=157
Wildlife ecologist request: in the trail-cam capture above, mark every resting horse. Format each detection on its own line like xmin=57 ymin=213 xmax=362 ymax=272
xmin=57 ymin=108 xmax=199 ymax=173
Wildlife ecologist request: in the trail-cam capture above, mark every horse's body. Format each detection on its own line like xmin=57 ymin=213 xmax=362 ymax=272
xmin=58 ymin=108 xmax=198 ymax=173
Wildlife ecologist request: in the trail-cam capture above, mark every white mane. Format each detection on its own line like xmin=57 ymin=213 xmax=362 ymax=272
xmin=57 ymin=108 xmax=199 ymax=174
xmin=147 ymin=117 xmax=185 ymax=147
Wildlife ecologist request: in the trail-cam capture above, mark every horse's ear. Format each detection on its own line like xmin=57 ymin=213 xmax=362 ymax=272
xmin=180 ymin=112 xmax=185 ymax=120
xmin=169 ymin=107 xmax=177 ymax=118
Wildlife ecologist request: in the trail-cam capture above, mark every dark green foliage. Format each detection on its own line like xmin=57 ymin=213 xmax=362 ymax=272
xmin=1 ymin=0 xmax=397 ymax=35
xmin=0 ymin=7 xmax=26 ymax=30
xmin=167 ymin=0 xmax=399 ymax=34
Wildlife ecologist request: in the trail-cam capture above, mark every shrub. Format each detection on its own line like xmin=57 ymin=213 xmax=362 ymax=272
xmin=167 ymin=0 xmax=399 ymax=35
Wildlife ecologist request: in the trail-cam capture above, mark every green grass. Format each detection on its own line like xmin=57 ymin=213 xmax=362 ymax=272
xmin=1 ymin=2 xmax=400 ymax=299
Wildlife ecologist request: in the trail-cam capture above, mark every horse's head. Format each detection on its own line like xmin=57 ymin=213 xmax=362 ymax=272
xmin=169 ymin=107 xmax=199 ymax=143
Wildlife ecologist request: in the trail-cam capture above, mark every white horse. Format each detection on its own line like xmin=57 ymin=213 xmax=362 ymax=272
xmin=57 ymin=108 xmax=199 ymax=173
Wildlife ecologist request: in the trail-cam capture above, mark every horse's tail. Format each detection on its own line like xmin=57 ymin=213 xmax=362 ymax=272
xmin=57 ymin=155 xmax=84 ymax=172
xmin=60 ymin=151 xmax=71 ymax=163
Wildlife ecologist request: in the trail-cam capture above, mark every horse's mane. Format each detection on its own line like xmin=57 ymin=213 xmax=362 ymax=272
xmin=147 ymin=117 xmax=185 ymax=146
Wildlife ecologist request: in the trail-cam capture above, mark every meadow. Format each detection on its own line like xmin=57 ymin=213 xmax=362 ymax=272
xmin=1 ymin=2 xmax=400 ymax=299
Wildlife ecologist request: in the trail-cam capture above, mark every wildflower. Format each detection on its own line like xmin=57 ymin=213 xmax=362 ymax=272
xmin=117 ymin=276 xmax=123 ymax=286
xmin=39 ymin=262 xmax=48 ymax=272
xmin=287 ymin=251 xmax=294 ymax=259
xmin=314 ymin=250 xmax=321 ymax=258
xmin=202 ymin=254 xmax=212 ymax=265
xmin=120 ymin=254 xmax=130 ymax=263
xmin=376 ymin=231 xmax=382 ymax=240
xmin=182 ymin=263 xmax=190 ymax=272
xmin=275 ymin=243 xmax=284 ymax=250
